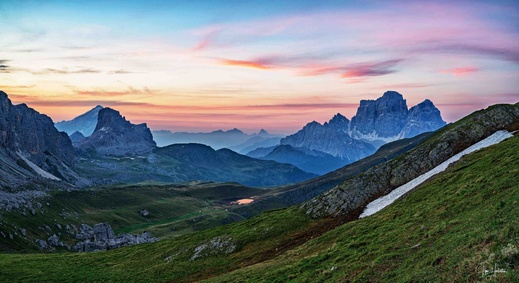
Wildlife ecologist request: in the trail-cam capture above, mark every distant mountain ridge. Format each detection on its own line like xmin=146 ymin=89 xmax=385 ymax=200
xmin=55 ymin=105 xmax=103 ymax=136
xmin=153 ymin=128 xmax=282 ymax=152
xmin=68 ymin=106 xmax=314 ymax=187
xmin=250 ymin=91 xmax=446 ymax=175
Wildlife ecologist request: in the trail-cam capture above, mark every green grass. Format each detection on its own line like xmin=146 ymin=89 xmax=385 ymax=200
xmin=0 ymin=134 xmax=517 ymax=282
xmin=0 ymin=182 xmax=264 ymax=252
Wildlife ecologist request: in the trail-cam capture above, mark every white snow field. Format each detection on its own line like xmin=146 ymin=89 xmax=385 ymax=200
xmin=359 ymin=130 xmax=513 ymax=218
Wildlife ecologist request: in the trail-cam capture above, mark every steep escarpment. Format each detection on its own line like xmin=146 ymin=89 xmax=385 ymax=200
xmin=0 ymin=91 xmax=85 ymax=189
xmin=304 ymin=103 xmax=519 ymax=218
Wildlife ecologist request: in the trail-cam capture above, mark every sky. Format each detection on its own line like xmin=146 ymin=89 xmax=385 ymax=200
xmin=1 ymin=0 xmax=518 ymax=134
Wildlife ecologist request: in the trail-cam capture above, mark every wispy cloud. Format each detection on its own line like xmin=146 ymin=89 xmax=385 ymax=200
xmin=108 ymin=69 xmax=134 ymax=74
xmin=340 ymin=59 xmax=402 ymax=78
xmin=0 ymin=59 xmax=10 ymax=72
xmin=72 ymin=86 xmax=154 ymax=97
xmin=439 ymin=66 xmax=479 ymax=76
xmin=220 ymin=58 xmax=273 ymax=70
xmin=219 ymin=55 xmax=403 ymax=80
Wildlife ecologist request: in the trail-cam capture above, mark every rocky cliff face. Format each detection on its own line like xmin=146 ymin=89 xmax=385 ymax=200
xmin=77 ymin=108 xmax=156 ymax=156
xmin=55 ymin=105 xmax=103 ymax=137
xmin=0 ymin=91 xmax=75 ymax=166
xmin=303 ymin=103 xmax=519 ymax=218
xmin=0 ymin=91 xmax=84 ymax=188
xmin=350 ymin=91 xmax=409 ymax=139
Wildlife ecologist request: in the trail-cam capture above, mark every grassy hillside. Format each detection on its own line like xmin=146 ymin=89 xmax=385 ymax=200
xmin=0 ymin=182 xmax=264 ymax=252
xmin=0 ymin=134 xmax=517 ymax=281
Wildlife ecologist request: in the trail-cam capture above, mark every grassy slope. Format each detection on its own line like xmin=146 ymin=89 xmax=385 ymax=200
xmin=0 ymin=182 xmax=264 ymax=252
xmin=208 ymin=134 xmax=519 ymax=282
xmin=0 ymin=135 xmax=517 ymax=281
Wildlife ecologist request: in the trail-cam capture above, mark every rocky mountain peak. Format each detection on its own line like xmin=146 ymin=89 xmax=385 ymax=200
xmin=351 ymin=91 xmax=409 ymax=139
xmin=325 ymin=113 xmax=350 ymax=131
xmin=257 ymin=129 xmax=269 ymax=136
xmin=77 ymin=108 xmax=156 ymax=156
xmin=94 ymin=108 xmax=130 ymax=132
xmin=400 ymin=99 xmax=446 ymax=138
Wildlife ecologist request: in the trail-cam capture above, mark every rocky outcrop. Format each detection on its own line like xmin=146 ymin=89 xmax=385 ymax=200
xmin=303 ymin=103 xmax=519 ymax=218
xmin=190 ymin=236 xmax=236 ymax=261
xmin=55 ymin=105 xmax=103 ymax=137
xmin=73 ymin=222 xmax=158 ymax=252
xmin=77 ymin=108 xmax=156 ymax=156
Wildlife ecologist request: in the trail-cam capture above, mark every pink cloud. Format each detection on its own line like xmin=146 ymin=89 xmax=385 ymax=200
xmin=219 ymin=59 xmax=273 ymax=70
xmin=439 ymin=66 xmax=479 ymax=76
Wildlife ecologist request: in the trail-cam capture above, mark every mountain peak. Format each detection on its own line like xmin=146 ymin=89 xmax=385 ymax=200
xmin=78 ymin=107 xmax=156 ymax=156
xmin=226 ymin=128 xmax=244 ymax=134
xmin=382 ymin=90 xmax=404 ymax=100
xmin=258 ymin=129 xmax=269 ymax=135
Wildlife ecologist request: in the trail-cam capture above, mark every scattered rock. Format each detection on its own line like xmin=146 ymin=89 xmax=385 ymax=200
xmin=93 ymin=222 xmax=115 ymax=242
xmin=73 ymin=222 xmax=157 ymax=252
xmin=75 ymin=224 xmax=94 ymax=240
xmin=20 ymin=228 xmax=26 ymax=237
xmin=139 ymin=209 xmax=149 ymax=217
xmin=36 ymin=239 xmax=47 ymax=249
xmin=48 ymin=234 xmax=60 ymax=247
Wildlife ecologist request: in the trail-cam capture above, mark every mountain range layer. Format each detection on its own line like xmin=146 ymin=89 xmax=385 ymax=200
xmin=0 ymin=91 xmax=314 ymax=189
xmin=251 ymin=91 xmax=446 ymax=174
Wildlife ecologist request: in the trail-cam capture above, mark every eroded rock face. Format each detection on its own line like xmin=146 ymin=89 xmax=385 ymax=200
xmin=303 ymin=103 xmax=519 ymax=218
xmin=76 ymin=108 xmax=156 ymax=156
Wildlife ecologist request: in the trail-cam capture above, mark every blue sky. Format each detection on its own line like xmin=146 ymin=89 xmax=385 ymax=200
xmin=1 ymin=0 xmax=518 ymax=133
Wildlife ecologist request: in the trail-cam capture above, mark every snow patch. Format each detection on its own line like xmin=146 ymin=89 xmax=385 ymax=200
xmin=360 ymin=130 xmax=513 ymax=218
xmin=349 ymin=129 xmax=401 ymax=143
xmin=16 ymin=152 xmax=61 ymax=181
